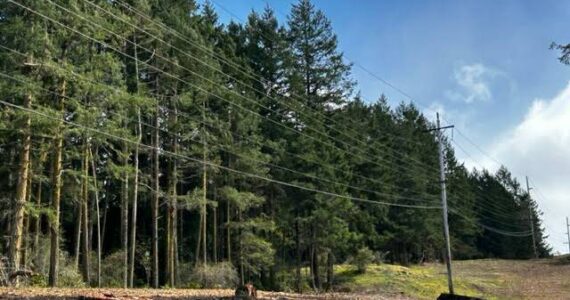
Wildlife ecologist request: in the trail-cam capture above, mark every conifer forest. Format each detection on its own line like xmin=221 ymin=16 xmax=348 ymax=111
xmin=0 ymin=0 xmax=558 ymax=294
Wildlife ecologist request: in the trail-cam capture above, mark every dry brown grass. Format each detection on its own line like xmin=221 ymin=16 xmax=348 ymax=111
xmin=451 ymin=258 xmax=570 ymax=299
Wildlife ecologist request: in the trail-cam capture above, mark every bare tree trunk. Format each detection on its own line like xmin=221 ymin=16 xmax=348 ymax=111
xmin=167 ymin=100 xmax=178 ymax=287
xmin=81 ymin=143 xmax=90 ymax=284
xmin=6 ymin=147 xmax=15 ymax=249
xmin=33 ymin=146 xmax=48 ymax=253
xmin=239 ymin=209 xmax=244 ymax=285
xmin=121 ymin=140 xmax=129 ymax=288
xmin=201 ymin=99 xmax=207 ymax=266
xmin=73 ymin=204 xmax=82 ymax=270
xmin=311 ymin=242 xmax=320 ymax=291
xmin=129 ymin=109 xmax=141 ymax=288
xmin=49 ymin=78 xmax=66 ymax=287
xmin=101 ymin=194 xmax=108 ymax=255
xmin=10 ymin=91 xmax=32 ymax=273
xmin=173 ymin=201 xmax=179 ymax=285
xmin=195 ymin=214 xmax=202 ymax=265
xmin=21 ymin=160 xmax=33 ymax=269
xmin=226 ymin=199 xmax=231 ymax=262
xmin=128 ymin=38 xmax=140 ymax=288
xmin=88 ymin=148 xmax=101 ymax=287
xmin=176 ymin=208 xmax=182 ymax=282
xmin=295 ymin=217 xmax=301 ymax=293
xmin=325 ymin=252 xmax=333 ymax=291
xmin=213 ymin=191 xmax=217 ymax=264
xmin=152 ymin=99 xmax=160 ymax=288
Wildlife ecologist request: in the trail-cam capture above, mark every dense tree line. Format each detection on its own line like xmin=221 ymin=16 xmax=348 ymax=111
xmin=0 ymin=0 xmax=550 ymax=291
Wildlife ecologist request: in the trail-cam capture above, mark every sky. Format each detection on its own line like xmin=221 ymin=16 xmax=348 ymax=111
xmin=204 ymin=0 xmax=570 ymax=253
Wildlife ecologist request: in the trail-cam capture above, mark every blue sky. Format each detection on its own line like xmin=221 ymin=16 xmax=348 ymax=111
xmin=205 ymin=0 xmax=570 ymax=253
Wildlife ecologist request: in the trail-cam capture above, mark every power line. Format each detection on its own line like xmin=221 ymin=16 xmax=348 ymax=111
xmin=0 ymin=99 xmax=443 ymax=210
xmin=98 ymin=0 xmax=437 ymax=175
xmin=449 ymin=208 xmax=533 ymax=237
xmin=26 ymin=0 xmax=440 ymax=185
xmin=5 ymin=0 xmax=541 ymax=240
xmin=0 ymin=47 xmax=442 ymax=204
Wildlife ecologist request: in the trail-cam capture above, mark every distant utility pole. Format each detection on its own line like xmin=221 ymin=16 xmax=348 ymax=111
xmin=526 ymin=176 xmax=538 ymax=259
xmin=566 ymin=217 xmax=570 ymax=254
xmin=432 ymin=113 xmax=455 ymax=295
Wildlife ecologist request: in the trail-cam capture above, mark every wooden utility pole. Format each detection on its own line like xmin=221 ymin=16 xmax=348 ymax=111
xmin=434 ymin=113 xmax=454 ymax=295
xmin=525 ymin=176 xmax=538 ymax=258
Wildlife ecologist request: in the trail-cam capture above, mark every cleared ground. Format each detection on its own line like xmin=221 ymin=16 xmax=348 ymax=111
xmin=1 ymin=258 xmax=569 ymax=299
xmin=334 ymin=257 xmax=570 ymax=299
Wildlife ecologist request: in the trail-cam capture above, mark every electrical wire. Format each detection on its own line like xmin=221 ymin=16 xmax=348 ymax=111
xmin=0 ymin=46 xmax=443 ymax=203
xmin=0 ymin=99 xmax=444 ymax=210
xmin=17 ymin=0 xmax=439 ymax=183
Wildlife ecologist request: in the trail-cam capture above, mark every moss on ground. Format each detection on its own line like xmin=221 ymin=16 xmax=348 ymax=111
xmin=334 ymin=262 xmax=504 ymax=300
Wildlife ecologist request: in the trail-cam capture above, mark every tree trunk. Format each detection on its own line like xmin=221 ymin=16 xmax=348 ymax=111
xmin=101 ymin=193 xmax=108 ymax=255
xmin=213 ymin=187 xmax=217 ymax=264
xmin=121 ymin=140 xmax=129 ymax=288
xmin=73 ymin=204 xmax=82 ymax=270
xmin=311 ymin=228 xmax=320 ymax=291
xmin=152 ymin=99 xmax=160 ymax=288
xmin=21 ymin=160 xmax=33 ymax=269
xmin=89 ymin=148 xmax=101 ymax=287
xmin=10 ymin=91 xmax=32 ymax=273
xmin=238 ymin=210 xmax=244 ymax=285
xmin=49 ymin=78 xmax=66 ymax=287
xmin=81 ymin=143 xmax=90 ymax=284
xmin=167 ymin=99 xmax=177 ymax=287
xmin=226 ymin=198 xmax=231 ymax=262
xmin=295 ymin=217 xmax=301 ymax=293
xmin=128 ymin=38 xmax=140 ymax=288
xmin=326 ymin=252 xmax=334 ymax=291
xmin=201 ymin=98 xmax=207 ymax=265
xmin=33 ymin=146 xmax=48 ymax=253
xmin=129 ymin=109 xmax=141 ymax=287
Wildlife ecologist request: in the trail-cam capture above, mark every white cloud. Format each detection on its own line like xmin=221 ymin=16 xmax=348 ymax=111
xmin=445 ymin=63 xmax=500 ymax=104
xmin=487 ymin=82 xmax=570 ymax=253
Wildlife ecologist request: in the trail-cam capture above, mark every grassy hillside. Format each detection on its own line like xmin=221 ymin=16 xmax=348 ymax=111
xmin=334 ymin=258 xmax=570 ymax=299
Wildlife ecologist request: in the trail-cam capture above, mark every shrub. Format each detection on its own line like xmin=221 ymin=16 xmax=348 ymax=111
xmin=99 ymin=251 xmax=126 ymax=287
xmin=58 ymin=262 xmax=85 ymax=288
xmin=188 ymin=262 xmax=238 ymax=288
xmin=352 ymin=247 xmax=375 ymax=273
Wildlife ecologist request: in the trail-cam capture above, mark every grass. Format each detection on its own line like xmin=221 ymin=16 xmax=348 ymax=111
xmin=334 ymin=258 xmax=570 ymax=299
xmin=2 ymin=258 xmax=570 ymax=299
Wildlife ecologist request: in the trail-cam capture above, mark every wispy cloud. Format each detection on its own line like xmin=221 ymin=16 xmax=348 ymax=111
xmin=445 ymin=63 xmax=502 ymax=104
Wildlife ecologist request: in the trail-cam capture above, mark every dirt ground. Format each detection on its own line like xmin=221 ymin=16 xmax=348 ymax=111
xmin=1 ymin=258 xmax=570 ymax=299
xmin=0 ymin=287 xmax=409 ymax=300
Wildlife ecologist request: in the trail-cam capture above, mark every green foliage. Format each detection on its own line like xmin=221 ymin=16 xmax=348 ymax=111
xmin=99 ymin=251 xmax=127 ymax=287
xmin=0 ymin=0 xmax=551 ymax=292
xmin=188 ymin=262 xmax=239 ymax=288
xmin=551 ymin=42 xmax=570 ymax=65
xmin=219 ymin=186 xmax=264 ymax=211
xmin=350 ymin=247 xmax=375 ymax=273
